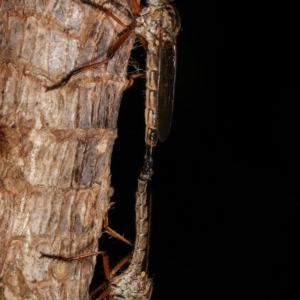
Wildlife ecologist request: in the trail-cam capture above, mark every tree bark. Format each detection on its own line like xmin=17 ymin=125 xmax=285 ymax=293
xmin=0 ymin=0 xmax=134 ymax=299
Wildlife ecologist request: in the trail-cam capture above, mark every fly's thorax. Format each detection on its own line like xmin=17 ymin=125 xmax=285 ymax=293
xmin=144 ymin=49 xmax=159 ymax=146
xmin=135 ymin=3 xmax=181 ymax=44
xmin=110 ymin=271 xmax=153 ymax=300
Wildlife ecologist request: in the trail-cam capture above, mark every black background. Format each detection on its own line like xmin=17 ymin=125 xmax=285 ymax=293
xmin=93 ymin=2 xmax=300 ymax=299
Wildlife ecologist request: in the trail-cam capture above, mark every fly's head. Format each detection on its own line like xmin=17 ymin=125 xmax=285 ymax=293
xmin=135 ymin=2 xmax=181 ymax=44
xmin=160 ymin=3 xmax=181 ymax=41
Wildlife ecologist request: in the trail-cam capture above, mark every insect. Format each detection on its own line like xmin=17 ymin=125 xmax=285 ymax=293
xmin=42 ymin=0 xmax=181 ymax=299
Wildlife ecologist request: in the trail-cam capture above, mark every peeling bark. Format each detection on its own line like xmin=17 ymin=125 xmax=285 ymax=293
xmin=0 ymin=0 xmax=134 ymax=299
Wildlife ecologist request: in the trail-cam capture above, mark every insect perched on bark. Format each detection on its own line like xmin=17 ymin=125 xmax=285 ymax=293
xmin=42 ymin=0 xmax=180 ymax=299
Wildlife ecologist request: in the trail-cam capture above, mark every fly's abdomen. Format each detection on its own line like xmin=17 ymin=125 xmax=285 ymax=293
xmin=145 ymin=46 xmax=160 ymax=146
xmin=110 ymin=178 xmax=153 ymax=300
xmin=130 ymin=178 xmax=150 ymax=270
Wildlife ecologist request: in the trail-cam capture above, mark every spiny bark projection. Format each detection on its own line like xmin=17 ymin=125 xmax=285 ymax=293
xmin=0 ymin=1 xmax=134 ymax=299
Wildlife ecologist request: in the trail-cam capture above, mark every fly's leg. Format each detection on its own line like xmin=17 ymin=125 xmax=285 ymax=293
xmin=40 ymin=213 xmax=133 ymax=261
xmin=40 ymin=249 xmax=132 ymax=300
xmin=81 ymin=0 xmax=130 ymax=28
xmin=45 ymin=0 xmax=145 ymax=91
xmin=40 ymin=221 xmax=133 ymax=300
xmin=46 ymin=28 xmax=133 ymax=91
xmin=127 ymin=72 xmax=145 ymax=88
xmin=40 ymin=250 xmax=111 ymax=282
xmin=130 ymin=0 xmax=141 ymax=14
xmin=40 ymin=251 xmax=105 ymax=261
xmin=89 ymin=252 xmax=132 ymax=300
xmin=45 ymin=0 xmax=137 ymax=91
xmin=45 ymin=58 xmax=110 ymax=91
xmin=103 ymin=214 xmax=133 ymax=246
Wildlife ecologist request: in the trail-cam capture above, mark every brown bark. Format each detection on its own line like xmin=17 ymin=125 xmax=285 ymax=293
xmin=0 ymin=0 xmax=134 ymax=299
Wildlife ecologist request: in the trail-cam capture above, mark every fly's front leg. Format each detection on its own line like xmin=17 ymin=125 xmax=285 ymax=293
xmin=130 ymin=0 xmax=141 ymax=14
xmin=45 ymin=33 xmax=132 ymax=91
xmin=45 ymin=58 xmax=111 ymax=91
xmin=46 ymin=0 xmax=135 ymax=91
xmin=80 ymin=0 xmax=130 ymax=27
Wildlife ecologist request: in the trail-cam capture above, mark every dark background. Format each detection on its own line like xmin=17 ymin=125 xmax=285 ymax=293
xmin=93 ymin=2 xmax=300 ymax=299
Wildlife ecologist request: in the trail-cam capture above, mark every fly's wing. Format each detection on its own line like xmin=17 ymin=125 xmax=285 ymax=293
xmin=157 ymin=40 xmax=177 ymax=142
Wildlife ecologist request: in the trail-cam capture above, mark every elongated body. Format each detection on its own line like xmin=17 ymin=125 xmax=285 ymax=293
xmin=105 ymin=3 xmax=181 ymax=296
xmin=135 ymin=0 xmax=181 ymax=146
xmin=92 ymin=1 xmax=181 ymax=299
xmin=106 ymin=178 xmax=152 ymax=300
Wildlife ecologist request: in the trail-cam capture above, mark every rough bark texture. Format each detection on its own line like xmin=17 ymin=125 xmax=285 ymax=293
xmin=0 ymin=0 xmax=134 ymax=299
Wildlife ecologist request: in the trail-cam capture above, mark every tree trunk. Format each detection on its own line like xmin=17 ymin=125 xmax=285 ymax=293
xmin=0 ymin=0 xmax=134 ymax=299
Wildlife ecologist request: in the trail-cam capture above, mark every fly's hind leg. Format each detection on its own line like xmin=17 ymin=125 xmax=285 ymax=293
xmin=102 ymin=214 xmax=133 ymax=246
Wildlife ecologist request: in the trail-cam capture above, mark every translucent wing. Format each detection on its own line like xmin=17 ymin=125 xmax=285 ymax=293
xmin=157 ymin=40 xmax=177 ymax=142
